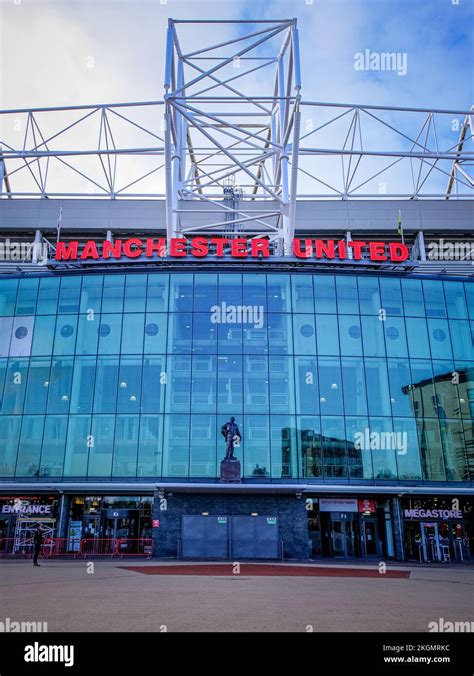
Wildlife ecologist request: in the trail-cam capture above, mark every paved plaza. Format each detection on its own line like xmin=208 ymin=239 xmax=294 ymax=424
xmin=1 ymin=560 xmax=473 ymax=633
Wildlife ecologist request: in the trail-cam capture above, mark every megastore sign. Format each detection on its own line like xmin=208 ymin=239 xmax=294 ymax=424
xmin=55 ymin=237 xmax=410 ymax=263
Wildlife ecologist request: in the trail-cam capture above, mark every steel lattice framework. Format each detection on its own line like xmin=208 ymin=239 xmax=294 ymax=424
xmin=0 ymin=19 xmax=473 ymax=255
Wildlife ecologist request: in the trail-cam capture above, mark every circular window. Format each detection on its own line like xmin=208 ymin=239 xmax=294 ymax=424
xmin=348 ymin=325 xmax=361 ymax=339
xmin=386 ymin=326 xmax=399 ymax=340
xmin=145 ymin=323 xmax=159 ymax=337
xmin=15 ymin=326 xmax=28 ymax=340
xmin=98 ymin=324 xmax=111 ymax=337
xmin=433 ymin=328 xmax=446 ymax=342
xmin=300 ymin=324 xmax=314 ymax=338
xmin=60 ymin=325 xmax=74 ymax=338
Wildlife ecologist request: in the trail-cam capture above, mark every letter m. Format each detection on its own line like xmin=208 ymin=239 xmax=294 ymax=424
xmin=55 ymin=242 xmax=79 ymax=260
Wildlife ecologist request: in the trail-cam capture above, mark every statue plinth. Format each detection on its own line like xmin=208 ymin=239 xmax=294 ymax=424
xmin=220 ymin=458 xmax=242 ymax=483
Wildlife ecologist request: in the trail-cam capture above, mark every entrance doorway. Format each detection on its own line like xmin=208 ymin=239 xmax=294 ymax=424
xmin=330 ymin=519 xmax=356 ymax=557
xmin=361 ymin=519 xmax=378 ymax=556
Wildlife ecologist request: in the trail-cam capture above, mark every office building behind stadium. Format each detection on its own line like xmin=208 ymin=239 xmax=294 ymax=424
xmin=0 ymin=19 xmax=473 ymax=562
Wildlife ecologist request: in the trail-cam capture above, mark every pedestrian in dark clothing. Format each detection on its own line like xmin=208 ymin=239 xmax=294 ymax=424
xmin=33 ymin=526 xmax=43 ymax=566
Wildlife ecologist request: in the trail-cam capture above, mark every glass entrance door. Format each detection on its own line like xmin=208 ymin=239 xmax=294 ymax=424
xmin=330 ymin=519 xmax=356 ymax=557
xmin=362 ymin=519 xmax=378 ymax=556
xmin=420 ymin=522 xmax=441 ymax=562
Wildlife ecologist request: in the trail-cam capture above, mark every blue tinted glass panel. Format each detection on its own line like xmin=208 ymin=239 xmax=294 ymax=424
xmin=193 ymin=313 xmax=218 ymax=354
xmin=76 ymin=314 xmax=100 ymax=355
xmin=444 ymin=281 xmax=468 ymax=319
xmin=365 ymin=358 xmax=392 ymax=416
xmin=193 ymin=274 xmax=217 ymax=312
xmin=117 ymin=357 xmax=142 ymax=414
xmin=218 ymin=274 xmax=242 ymax=306
xmin=121 ymin=314 xmax=145 ymax=354
xmin=58 ymin=277 xmax=81 ymax=313
xmin=244 ymin=355 xmax=269 ymax=414
xmin=321 ymin=416 xmax=347 ymax=478
xmin=163 ymin=414 xmax=190 ymax=478
xmin=15 ymin=278 xmax=38 ymax=316
xmin=31 ymin=316 xmax=56 ymax=356
xmin=294 ymin=357 xmax=319 ymax=415
xmin=298 ymin=415 xmax=322 ymax=478
xmin=341 ymin=357 xmax=367 ymax=416
xmin=406 ymin=317 xmax=430 ymax=359
xmin=387 ymin=359 xmax=413 ymax=417
xmin=113 ymin=415 xmax=139 ymax=477
xmin=361 ymin=315 xmax=386 ymax=357
xmin=318 ymin=356 xmax=343 ymax=415
xmin=53 ymin=316 xmax=78 ymax=356
xmin=293 ymin=314 xmax=316 ymax=355
xmin=357 ymin=277 xmax=381 ymax=315
xmin=24 ymin=357 xmax=51 ymax=414
xmin=268 ymin=314 xmax=293 ymax=354
xmin=0 ymin=280 xmax=18 ymax=316
xmin=401 ymin=278 xmax=424 ymax=317
xmin=417 ymin=418 xmax=446 ymax=481
xmin=63 ymin=416 xmax=91 ymax=476
xmin=384 ymin=317 xmax=408 ymax=358
xmin=217 ymin=355 xmax=243 ymax=414
xmin=165 ymin=356 xmax=191 ymax=413
xmin=88 ymin=415 xmax=115 ymax=476
xmin=267 ymin=275 xmax=291 ymax=312
xmin=450 ymin=321 xmax=474 ymax=361
xmin=336 ymin=276 xmax=359 ymax=314
xmin=93 ymin=356 xmax=119 ymax=413
xmin=393 ymin=418 xmax=422 ymax=480
xmin=191 ymin=355 xmax=217 ymax=412
xmin=339 ymin=315 xmax=362 ymax=356
xmin=427 ymin=319 xmax=452 ymax=360
xmin=80 ymin=276 xmax=103 ymax=314
xmin=269 ymin=356 xmax=295 ymax=414
xmin=316 ymin=314 xmax=339 ymax=355
xmin=380 ymin=278 xmax=402 ymax=316
xmin=70 ymin=356 xmax=96 ymax=414
xmin=47 ymin=358 xmax=73 ymax=414
xmin=138 ymin=415 xmax=163 ymax=477
xmin=15 ymin=415 xmax=44 ymax=477
xmin=147 ymin=274 xmax=169 ymax=312
xmin=124 ymin=274 xmax=146 ymax=313
xmin=98 ymin=314 xmax=122 ymax=355
xmin=270 ymin=415 xmax=297 ymax=478
xmin=243 ymin=415 xmax=270 ymax=478
xmin=346 ymin=416 xmax=373 ymax=479
xmin=464 ymin=282 xmax=474 ymax=320
xmin=40 ymin=416 xmax=67 ymax=477
xmin=144 ymin=314 xmax=167 ymax=354
xmin=142 ymin=356 xmax=166 ymax=413
xmin=0 ymin=416 xmax=21 ymax=476
xmin=2 ymin=358 xmax=29 ymax=414
xmin=369 ymin=417 xmax=397 ymax=480
xmin=37 ymin=278 xmax=59 ymax=315
xmin=189 ymin=414 xmax=217 ymax=478
xmin=422 ymin=280 xmax=447 ymax=318
xmin=291 ymin=275 xmax=314 ymax=313
xmin=314 ymin=275 xmax=336 ymax=313
xmin=102 ymin=275 xmax=124 ymax=313
xmin=167 ymin=314 xmax=192 ymax=353
xmin=243 ymin=274 xmax=266 ymax=307
xmin=170 ymin=274 xmax=193 ymax=312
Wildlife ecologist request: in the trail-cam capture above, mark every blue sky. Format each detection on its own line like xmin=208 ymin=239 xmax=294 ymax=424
xmin=1 ymin=0 xmax=472 ymax=110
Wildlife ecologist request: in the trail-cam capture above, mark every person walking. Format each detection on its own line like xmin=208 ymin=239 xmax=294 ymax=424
xmin=33 ymin=525 xmax=44 ymax=567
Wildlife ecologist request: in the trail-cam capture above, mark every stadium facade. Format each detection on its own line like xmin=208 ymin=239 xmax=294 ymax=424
xmin=0 ymin=19 xmax=473 ymax=562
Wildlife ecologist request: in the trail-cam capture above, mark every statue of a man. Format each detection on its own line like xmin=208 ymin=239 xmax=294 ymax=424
xmin=221 ymin=417 xmax=241 ymax=460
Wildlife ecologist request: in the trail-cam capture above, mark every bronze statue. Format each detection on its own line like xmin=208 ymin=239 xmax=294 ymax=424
xmin=221 ymin=416 xmax=241 ymax=460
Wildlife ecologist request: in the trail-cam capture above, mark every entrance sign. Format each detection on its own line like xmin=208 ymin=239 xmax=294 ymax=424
xmin=320 ymin=498 xmax=358 ymax=512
